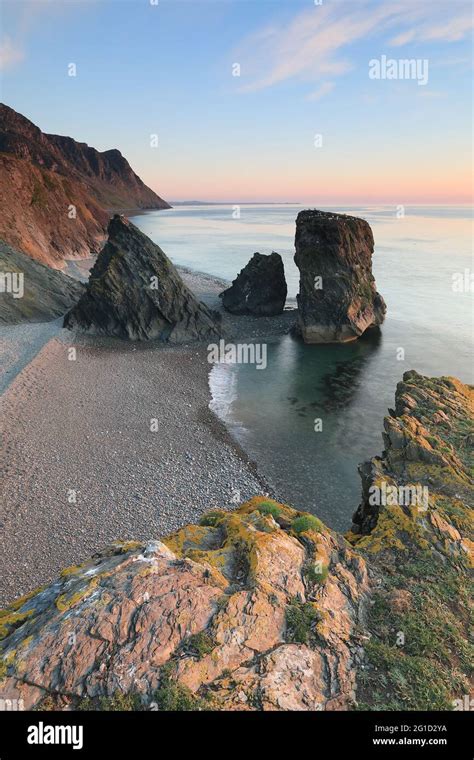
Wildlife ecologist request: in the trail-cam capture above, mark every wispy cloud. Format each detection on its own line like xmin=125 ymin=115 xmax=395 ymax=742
xmin=0 ymin=36 xmax=24 ymax=71
xmin=390 ymin=9 xmax=474 ymax=45
xmin=1 ymin=0 xmax=96 ymax=72
xmin=233 ymin=0 xmax=473 ymax=99
xmin=306 ymin=82 xmax=335 ymax=102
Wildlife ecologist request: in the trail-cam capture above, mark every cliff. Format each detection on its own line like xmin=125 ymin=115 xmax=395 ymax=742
xmin=0 ymin=104 xmax=170 ymax=268
xmin=0 ymin=372 xmax=472 ymax=711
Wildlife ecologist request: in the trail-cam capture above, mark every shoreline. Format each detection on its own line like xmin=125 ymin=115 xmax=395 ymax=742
xmin=0 ymin=267 xmax=295 ymax=605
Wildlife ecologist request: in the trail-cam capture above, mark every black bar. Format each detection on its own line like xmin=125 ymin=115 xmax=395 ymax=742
xmin=0 ymin=710 xmax=471 ymax=758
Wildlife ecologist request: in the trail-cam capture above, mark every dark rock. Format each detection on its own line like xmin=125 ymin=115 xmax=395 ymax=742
xmin=220 ymin=252 xmax=287 ymax=316
xmin=0 ymin=241 xmax=84 ymax=324
xmin=64 ymin=216 xmax=222 ymax=342
xmin=294 ymin=209 xmax=386 ymax=343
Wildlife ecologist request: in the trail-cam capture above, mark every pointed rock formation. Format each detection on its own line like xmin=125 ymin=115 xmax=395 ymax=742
xmin=220 ymin=252 xmax=287 ymax=316
xmin=294 ymin=210 xmax=386 ymax=343
xmin=64 ymin=216 xmax=222 ymax=342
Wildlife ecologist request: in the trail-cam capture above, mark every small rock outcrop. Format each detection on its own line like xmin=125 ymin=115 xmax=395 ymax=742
xmin=0 ymin=498 xmax=370 ymax=711
xmin=0 ymin=241 xmax=84 ymax=324
xmin=351 ymin=370 xmax=474 ymax=536
xmin=64 ymin=215 xmax=222 ymax=342
xmin=0 ymin=373 xmax=471 ymax=711
xmin=220 ymin=252 xmax=287 ymax=316
xmin=294 ymin=209 xmax=386 ymax=343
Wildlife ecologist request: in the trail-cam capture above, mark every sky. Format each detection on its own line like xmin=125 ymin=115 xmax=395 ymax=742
xmin=0 ymin=0 xmax=472 ymax=204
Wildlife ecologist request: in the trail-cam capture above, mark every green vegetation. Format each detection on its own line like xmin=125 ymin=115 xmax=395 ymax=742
xmin=0 ymin=609 xmax=34 ymax=641
xmin=199 ymin=511 xmax=225 ymax=527
xmin=152 ymin=663 xmax=210 ymax=711
xmin=291 ymin=514 xmax=323 ymax=535
xmin=77 ymin=693 xmax=143 ymax=711
xmin=303 ymin=563 xmax=328 ymax=586
xmin=285 ymin=597 xmax=321 ymax=645
xmin=180 ymin=631 xmax=216 ymax=659
xmin=75 ymin=664 xmax=212 ymax=712
xmin=41 ymin=170 xmax=56 ymax=191
xmin=358 ymin=641 xmax=465 ymax=711
xmin=30 ymin=179 xmax=47 ymax=208
xmin=256 ymin=501 xmax=282 ymax=519
xmin=357 ymin=550 xmax=473 ymax=711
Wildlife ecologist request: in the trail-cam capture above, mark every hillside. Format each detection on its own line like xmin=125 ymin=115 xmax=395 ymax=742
xmin=0 ymin=104 xmax=170 ymax=268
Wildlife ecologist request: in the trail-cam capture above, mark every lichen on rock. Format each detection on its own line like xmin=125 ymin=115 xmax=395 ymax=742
xmin=0 ymin=373 xmax=472 ymax=712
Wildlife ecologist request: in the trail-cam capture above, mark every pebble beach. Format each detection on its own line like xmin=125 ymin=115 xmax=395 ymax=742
xmin=0 ymin=269 xmax=295 ymax=605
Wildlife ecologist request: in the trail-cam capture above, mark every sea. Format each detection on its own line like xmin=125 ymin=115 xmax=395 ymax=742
xmin=131 ymin=204 xmax=473 ymax=530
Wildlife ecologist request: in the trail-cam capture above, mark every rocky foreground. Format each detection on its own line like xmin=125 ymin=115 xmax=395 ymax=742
xmin=0 ymin=372 xmax=472 ymax=711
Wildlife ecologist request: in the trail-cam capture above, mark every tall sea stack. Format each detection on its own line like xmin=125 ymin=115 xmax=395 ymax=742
xmin=294 ymin=210 xmax=386 ymax=343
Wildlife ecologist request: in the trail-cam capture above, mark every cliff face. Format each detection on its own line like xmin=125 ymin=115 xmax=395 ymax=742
xmin=0 ymin=104 xmax=170 ymax=268
xmin=348 ymin=371 xmax=473 ymax=710
xmin=0 ymin=373 xmax=472 ymax=711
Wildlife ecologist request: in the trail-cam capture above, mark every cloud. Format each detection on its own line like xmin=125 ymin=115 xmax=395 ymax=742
xmin=306 ymin=82 xmax=335 ymax=102
xmin=1 ymin=0 xmax=96 ymax=72
xmin=390 ymin=9 xmax=474 ymax=45
xmin=233 ymin=0 xmax=473 ymax=98
xmin=0 ymin=37 xmax=24 ymax=70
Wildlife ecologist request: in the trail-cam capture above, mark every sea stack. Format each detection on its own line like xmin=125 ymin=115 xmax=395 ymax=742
xmin=64 ymin=215 xmax=222 ymax=342
xmin=294 ymin=210 xmax=386 ymax=343
xmin=220 ymin=251 xmax=287 ymax=316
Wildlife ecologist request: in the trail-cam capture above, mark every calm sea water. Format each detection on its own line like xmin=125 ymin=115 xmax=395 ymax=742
xmin=132 ymin=205 xmax=473 ymax=529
